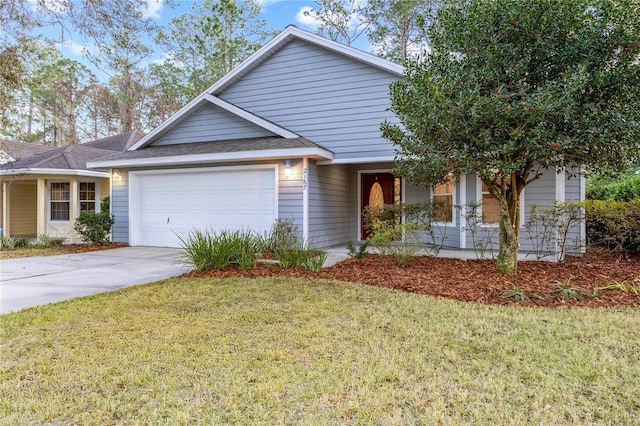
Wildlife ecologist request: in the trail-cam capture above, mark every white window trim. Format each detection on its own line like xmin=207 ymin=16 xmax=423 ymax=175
xmin=475 ymin=175 xmax=525 ymax=227
xmin=48 ymin=180 xmax=71 ymax=223
xmin=78 ymin=181 xmax=101 ymax=213
xmin=431 ymin=177 xmax=456 ymax=227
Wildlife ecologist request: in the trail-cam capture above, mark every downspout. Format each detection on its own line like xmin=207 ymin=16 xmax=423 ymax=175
xmin=302 ymin=157 xmax=309 ymax=244
xmin=555 ymin=167 xmax=566 ymax=261
xmin=1 ymin=181 xmax=9 ymax=237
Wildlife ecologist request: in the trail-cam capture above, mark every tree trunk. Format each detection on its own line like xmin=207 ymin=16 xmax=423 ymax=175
xmin=497 ymin=206 xmax=519 ymax=274
xmin=496 ymin=175 xmax=522 ymax=274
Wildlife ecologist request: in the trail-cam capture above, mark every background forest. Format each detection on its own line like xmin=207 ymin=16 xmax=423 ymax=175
xmin=1 ymin=0 xmax=438 ymax=146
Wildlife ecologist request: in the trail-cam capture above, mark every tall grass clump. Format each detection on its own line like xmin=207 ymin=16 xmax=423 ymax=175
xmin=0 ymin=236 xmax=29 ymax=250
xmin=264 ymin=219 xmax=327 ymax=271
xmin=274 ymin=240 xmax=328 ymax=272
xmin=178 ymin=229 xmax=262 ymax=271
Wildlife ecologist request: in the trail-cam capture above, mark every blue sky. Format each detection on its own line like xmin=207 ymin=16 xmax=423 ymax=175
xmin=50 ymin=0 xmax=370 ymax=78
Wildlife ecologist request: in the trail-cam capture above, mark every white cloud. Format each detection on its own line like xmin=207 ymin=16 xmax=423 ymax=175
xmin=257 ymin=0 xmax=284 ymax=5
xmin=151 ymin=51 xmax=179 ymax=66
xmin=27 ymin=0 xmax=68 ymax=14
xmin=296 ymin=6 xmax=322 ymax=29
xmin=296 ymin=2 xmax=368 ymax=33
xmin=141 ymin=0 xmax=163 ymax=19
xmin=58 ymin=40 xmax=95 ymax=56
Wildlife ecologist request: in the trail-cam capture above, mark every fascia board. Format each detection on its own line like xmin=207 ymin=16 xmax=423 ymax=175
xmin=0 ymin=168 xmax=109 ymax=178
xmin=316 ymin=156 xmax=395 ymax=165
xmin=88 ymin=147 xmax=334 ymax=169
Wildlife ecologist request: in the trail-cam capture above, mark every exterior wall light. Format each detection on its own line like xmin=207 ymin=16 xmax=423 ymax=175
xmin=284 ymin=160 xmax=292 ymax=178
xmin=112 ymin=169 xmax=123 ymax=183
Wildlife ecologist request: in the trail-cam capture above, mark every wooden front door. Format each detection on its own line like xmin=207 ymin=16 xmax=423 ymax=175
xmin=361 ymin=172 xmax=397 ymax=240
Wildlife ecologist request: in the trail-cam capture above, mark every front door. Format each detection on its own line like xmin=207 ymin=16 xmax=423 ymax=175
xmin=361 ymin=172 xmax=399 ymax=240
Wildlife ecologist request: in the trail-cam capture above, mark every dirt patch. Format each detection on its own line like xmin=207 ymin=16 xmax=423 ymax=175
xmin=193 ymin=250 xmax=640 ymax=308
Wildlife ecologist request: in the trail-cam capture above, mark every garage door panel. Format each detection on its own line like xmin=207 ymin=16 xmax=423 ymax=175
xmin=131 ymin=167 xmax=277 ymax=247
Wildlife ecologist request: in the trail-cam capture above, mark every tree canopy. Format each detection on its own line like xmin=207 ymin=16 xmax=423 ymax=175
xmin=382 ymin=0 xmax=640 ymax=273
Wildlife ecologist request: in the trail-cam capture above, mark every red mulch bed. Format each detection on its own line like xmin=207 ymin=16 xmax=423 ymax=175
xmin=60 ymin=243 xmax=128 ymax=254
xmin=193 ymin=250 xmax=640 ymax=308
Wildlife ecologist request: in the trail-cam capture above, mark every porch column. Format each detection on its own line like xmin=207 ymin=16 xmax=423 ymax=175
xmin=36 ymin=178 xmax=46 ymax=237
xmin=2 ymin=181 xmax=9 ymax=237
xmin=70 ymin=178 xmax=79 ymax=244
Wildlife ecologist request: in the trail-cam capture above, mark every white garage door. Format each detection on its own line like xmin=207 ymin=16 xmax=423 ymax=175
xmin=130 ymin=166 xmax=277 ymax=247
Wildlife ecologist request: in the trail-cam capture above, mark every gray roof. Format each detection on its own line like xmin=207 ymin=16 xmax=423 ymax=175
xmin=82 ymin=130 xmax=145 ymax=151
xmin=1 ymin=131 xmax=145 ymax=173
xmin=93 ymin=136 xmax=332 ymax=164
xmin=0 ymin=140 xmax=55 ymax=159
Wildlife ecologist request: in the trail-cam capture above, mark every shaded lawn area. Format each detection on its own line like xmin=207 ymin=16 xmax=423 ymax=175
xmin=0 ymin=243 xmax=127 ymax=259
xmin=1 ymin=277 xmax=639 ymax=425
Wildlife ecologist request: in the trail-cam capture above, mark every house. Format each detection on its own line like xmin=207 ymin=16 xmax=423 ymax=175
xmin=0 ymin=131 xmax=144 ymax=243
xmin=89 ymin=26 xmax=584 ymax=252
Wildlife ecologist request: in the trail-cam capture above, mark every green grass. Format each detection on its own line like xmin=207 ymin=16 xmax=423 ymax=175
xmin=0 ymin=246 xmax=67 ymax=259
xmin=1 ymin=277 xmax=639 ymax=425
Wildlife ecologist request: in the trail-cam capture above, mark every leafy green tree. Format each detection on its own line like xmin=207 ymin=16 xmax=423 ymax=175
xmin=364 ymin=0 xmax=439 ymax=63
xmin=155 ymin=0 xmax=270 ymax=101
xmin=65 ymin=0 xmax=158 ymax=133
xmin=0 ymin=1 xmax=55 ymax=126
xmin=304 ymin=0 xmax=369 ymax=46
xmin=382 ymin=0 xmax=640 ymax=273
xmin=31 ymin=49 xmax=96 ymax=146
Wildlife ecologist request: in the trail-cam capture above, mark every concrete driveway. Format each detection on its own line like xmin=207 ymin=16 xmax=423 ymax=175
xmin=1 ymin=247 xmax=188 ymax=314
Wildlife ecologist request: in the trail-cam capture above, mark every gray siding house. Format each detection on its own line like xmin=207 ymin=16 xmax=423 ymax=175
xmin=89 ymin=26 xmax=584 ymax=253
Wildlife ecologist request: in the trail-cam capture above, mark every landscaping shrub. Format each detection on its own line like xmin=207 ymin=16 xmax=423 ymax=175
xmin=346 ymin=241 xmax=368 ymax=259
xmin=262 ymin=218 xmax=299 ymax=254
xmin=0 ymin=236 xmax=29 ymax=250
xmin=524 ymin=202 xmax=585 ymax=260
xmin=584 ymin=199 xmax=640 ymax=253
xmin=74 ymin=197 xmax=115 ymax=245
xmin=274 ymin=240 xmax=328 ymax=271
xmin=37 ymin=234 xmax=65 ymax=248
xmin=363 ymin=201 xmax=448 ymax=264
xmin=586 ymin=171 xmax=640 ymax=201
xmin=178 ymin=229 xmax=262 ymax=271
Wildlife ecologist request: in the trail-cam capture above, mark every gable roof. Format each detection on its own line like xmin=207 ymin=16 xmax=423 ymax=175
xmin=1 ymin=131 xmax=144 ymax=177
xmin=128 ymin=26 xmax=404 ymax=152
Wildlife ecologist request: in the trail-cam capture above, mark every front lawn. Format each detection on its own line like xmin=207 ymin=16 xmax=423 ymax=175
xmin=0 ymin=243 xmax=127 ymax=259
xmin=1 ymin=277 xmax=638 ymax=424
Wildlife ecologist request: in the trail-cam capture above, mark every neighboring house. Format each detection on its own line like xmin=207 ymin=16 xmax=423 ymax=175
xmin=89 ymin=26 xmax=584 ymax=251
xmin=1 ymin=131 xmax=144 ymax=243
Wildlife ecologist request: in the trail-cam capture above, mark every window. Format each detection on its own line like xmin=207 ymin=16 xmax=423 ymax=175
xmin=50 ymin=182 xmax=70 ymax=221
xmin=79 ymin=182 xmax=96 ymax=213
xmin=433 ymin=175 xmax=454 ymax=223
xmin=481 ymin=178 xmax=502 ymax=224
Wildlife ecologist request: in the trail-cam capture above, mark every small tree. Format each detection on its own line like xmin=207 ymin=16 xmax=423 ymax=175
xmin=382 ymin=0 xmax=640 ymax=273
xmin=74 ymin=197 xmax=115 ymax=245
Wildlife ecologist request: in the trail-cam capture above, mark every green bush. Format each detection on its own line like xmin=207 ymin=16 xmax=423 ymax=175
xmin=74 ymin=198 xmax=115 ymax=245
xmin=585 ymin=199 xmax=640 ymax=252
xmin=363 ymin=201 xmax=448 ymax=264
xmin=274 ymin=241 xmax=327 ymax=271
xmin=586 ymin=170 xmax=640 ymax=201
xmin=37 ymin=234 xmax=65 ymax=247
xmin=178 ymin=229 xmax=262 ymax=271
xmin=0 ymin=236 xmax=29 ymax=250
xmin=262 ymin=218 xmax=299 ymax=254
